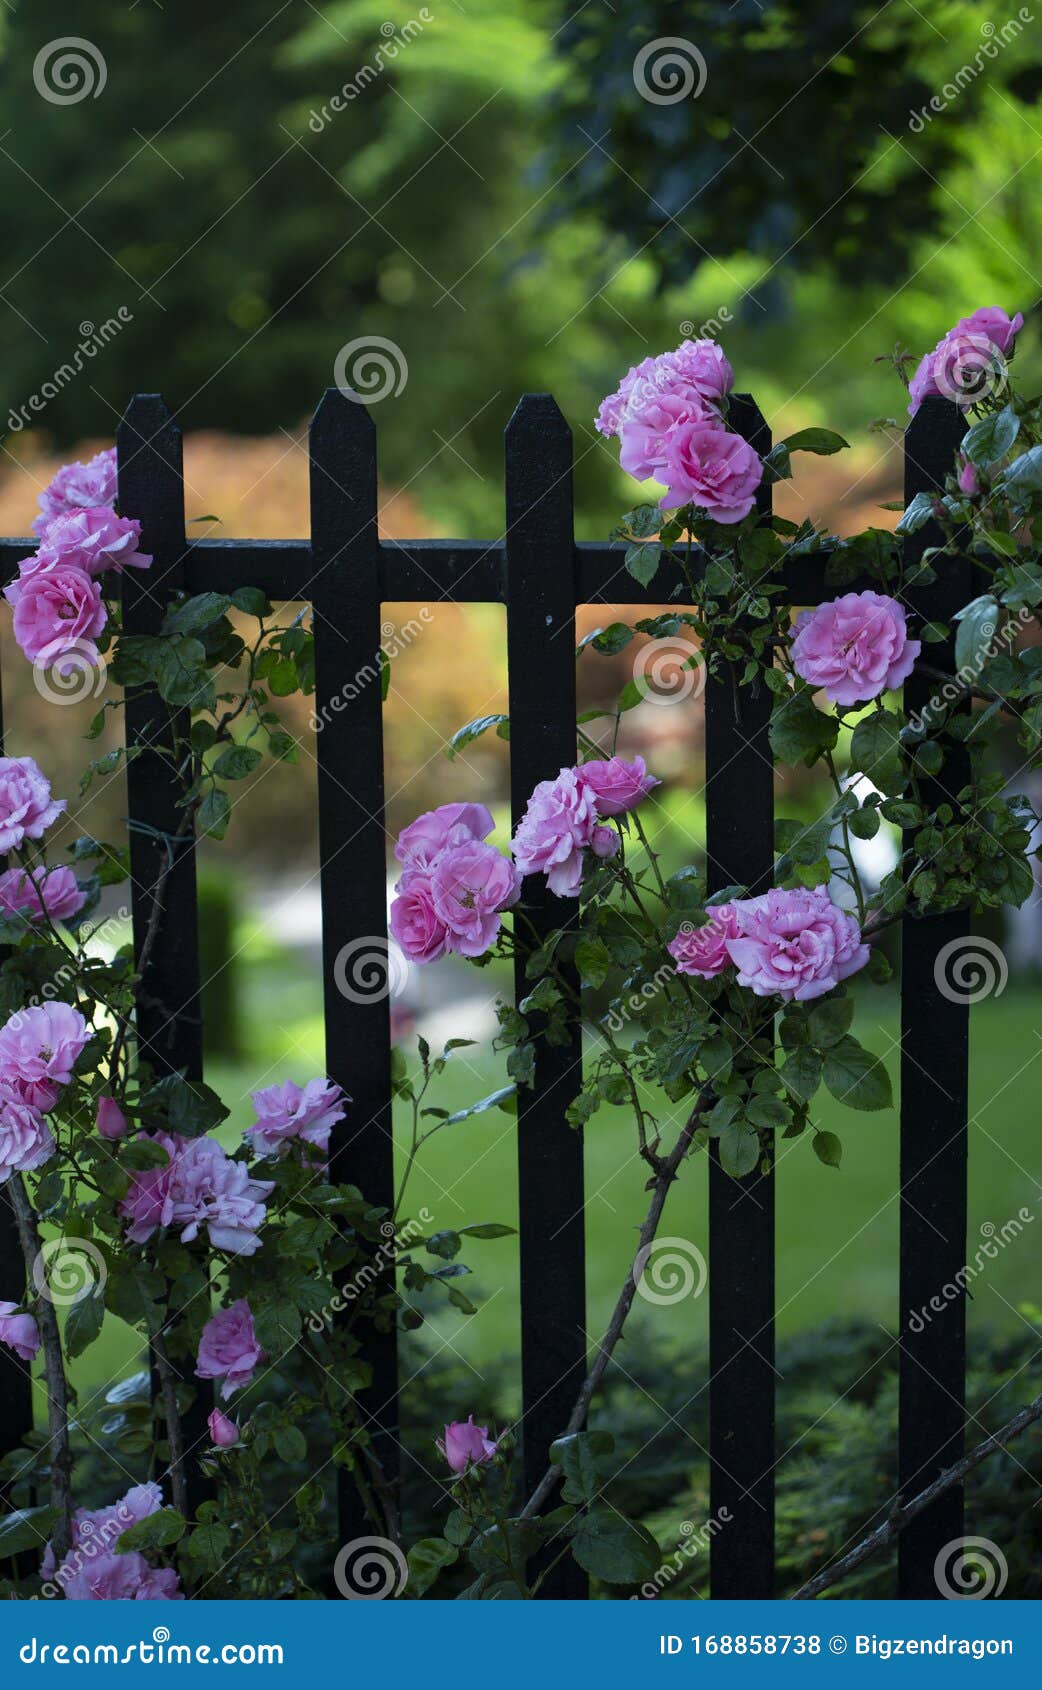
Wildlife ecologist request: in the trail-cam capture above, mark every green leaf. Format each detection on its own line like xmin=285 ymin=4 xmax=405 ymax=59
xmin=1002 ymin=443 xmax=1042 ymax=496
xmin=954 ymin=595 xmax=1000 ymax=678
xmin=117 ymin=1508 xmax=186 ymax=1553
xmin=549 ymin=1430 xmax=614 ymax=1503
xmin=161 ymin=593 xmax=231 ymax=636
xmin=153 ymin=635 xmax=210 ymax=708
xmin=782 ymin=427 xmax=850 ymax=457
xmin=720 ymin=1121 xmax=761 ymax=1177
xmin=780 ymin=1045 xmax=823 ymax=1103
xmin=274 ymin=1426 xmax=307 ymax=1463
xmin=212 ymin=744 xmax=262 ymax=781
xmin=813 ymin=1130 xmax=844 ymax=1169
xmin=64 ymin=1290 xmax=105 ymax=1359
xmin=822 ymin=1036 xmax=893 ymax=1111
xmin=446 ymin=713 xmax=509 ymax=760
xmin=769 ymin=691 xmax=839 ymax=765
xmin=962 ymin=406 xmax=1018 ymax=467
xmin=231 ymin=586 xmax=272 ymax=618
xmin=457 ymin=1223 xmax=517 ymax=1239
xmin=849 ymin=710 xmax=905 ymax=794
xmin=140 ymin=1071 xmax=229 ymax=1138
xmin=570 ymin=1508 xmax=661 ymax=1584
xmin=848 ymin=806 xmax=881 ymax=840
xmin=198 ymin=788 xmax=232 ymax=839
xmin=0 ymin=1505 xmax=58 ymax=1558
xmin=575 ymin=935 xmax=612 ymax=988
xmin=896 ymin=491 xmax=936 ymax=535
xmin=807 ymin=995 xmax=854 ymax=1047
xmin=425 ymin=1230 xmax=461 ymax=1260
xmin=441 ymin=1084 xmax=517 ymax=1127
xmin=625 ymin=541 xmax=661 ymax=587
xmin=407 ymin=1537 xmax=458 ymax=1597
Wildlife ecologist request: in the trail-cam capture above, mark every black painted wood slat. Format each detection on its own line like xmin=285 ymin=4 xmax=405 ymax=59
xmin=117 ymin=394 xmax=212 ymax=1516
xmin=898 ymin=395 xmax=970 ymax=1598
xmin=706 ymin=394 xmax=777 ymax=1599
xmin=308 ymin=391 xmax=398 ymax=1554
xmin=504 ymin=395 xmax=587 ymax=1600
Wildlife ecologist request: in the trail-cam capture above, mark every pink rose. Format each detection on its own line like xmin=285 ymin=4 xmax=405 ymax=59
xmin=958 ymin=457 xmax=980 ymax=496
xmin=0 ymin=1301 xmax=41 ymax=1361
xmin=394 ymin=802 xmax=495 ymax=872
xmin=196 ymin=1299 xmax=266 ymax=1399
xmin=596 ymin=354 xmax=658 ymax=437
xmin=512 ymin=767 xmax=618 ymax=897
xmin=659 ymin=419 xmax=763 ymax=521
xmin=0 ymin=756 xmax=65 ymax=852
xmin=246 ymin=1076 xmax=346 ymax=1159
xmin=5 ymin=563 xmax=106 ymax=669
xmin=389 ymin=870 xmax=449 ymax=964
xmin=668 ymin=905 xmax=740 ymax=979
xmin=908 ymin=307 xmax=1024 ymax=416
xmin=438 ymin=1415 xmax=498 ymax=1474
xmin=119 ymin=1133 xmax=272 ymax=1256
xmin=61 ymin=1550 xmax=183 ymax=1601
xmin=33 ymin=450 xmax=118 ymax=536
xmin=431 ymin=839 xmax=520 ymax=958
xmin=208 ymin=1407 xmax=240 ymax=1447
xmin=790 ymin=591 xmax=920 ymax=707
xmin=96 ymin=1095 xmax=127 ymax=1141
xmin=0 ymin=865 xmax=86 ymax=924
xmin=32 ymin=507 xmax=151 ymax=577
xmin=0 ymin=1002 xmax=90 ymax=1107
xmin=618 ymin=391 xmax=693 ymax=482
xmin=41 ymin=1481 xmax=165 ymax=1583
xmin=724 ymin=885 xmax=869 ymax=1002
xmin=597 ymin=338 xmax=733 ymax=438
xmin=0 ymin=1086 xmax=56 ymax=1180
xmin=579 ymin=754 xmax=659 ymax=817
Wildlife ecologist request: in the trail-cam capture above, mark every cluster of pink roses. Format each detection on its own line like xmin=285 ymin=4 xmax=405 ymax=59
xmin=669 ymin=886 xmax=869 ymax=1003
xmin=4 ymin=447 xmax=151 ymax=673
xmin=41 ymin=1481 xmax=182 ymax=1601
xmin=907 ymin=306 xmax=1023 ymax=416
xmin=789 ymin=589 xmax=920 ymax=707
xmin=390 ymin=757 xmax=659 ymax=963
xmin=0 ymin=1002 xmax=91 ymax=1180
xmin=118 ymin=1131 xmax=274 ymax=1257
xmin=596 ymin=337 xmax=762 ymax=522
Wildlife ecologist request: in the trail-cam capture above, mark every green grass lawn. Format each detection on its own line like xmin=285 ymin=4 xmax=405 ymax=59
xmin=71 ymin=928 xmax=1042 ymax=1408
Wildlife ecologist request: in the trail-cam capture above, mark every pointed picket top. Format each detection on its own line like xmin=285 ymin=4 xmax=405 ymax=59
xmin=905 ymin=391 xmax=966 ymax=490
xmin=308 ymin=388 xmax=378 ymax=570
xmin=505 ymin=390 xmax=571 ymax=447
xmin=116 ymin=393 xmax=185 ymax=559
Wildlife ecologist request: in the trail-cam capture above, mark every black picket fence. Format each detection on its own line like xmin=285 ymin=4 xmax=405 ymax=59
xmin=0 ymin=388 xmax=971 ymax=1600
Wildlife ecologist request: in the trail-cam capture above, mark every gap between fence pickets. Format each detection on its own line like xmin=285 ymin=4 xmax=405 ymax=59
xmin=790 ymin=1386 xmax=1042 ymax=1599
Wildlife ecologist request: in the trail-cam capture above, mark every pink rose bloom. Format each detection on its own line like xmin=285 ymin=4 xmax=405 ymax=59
xmin=96 ymin=1095 xmax=127 ymax=1141
xmin=0 ymin=756 xmax=65 ymax=852
xmin=394 ymin=801 xmax=495 ymax=872
xmin=389 ymin=871 xmax=450 ymax=964
xmin=791 ymin=591 xmax=920 ymax=707
xmin=61 ymin=1550 xmax=183 ymax=1601
xmin=596 ymin=338 xmax=733 ymax=437
xmin=667 ymin=337 xmax=734 ymax=402
xmin=5 ymin=563 xmax=106 ymax=670
xmin=0 ymin=865 xmax=86 ymax=924
xmin=438 ymin=1415 xmax=498 ymax=1474
xmin=512 ymin=767 xmax=618 ymax=897
xmin=958 ymin=457 xmax=980 ymax=496
xmin=579 ymin=754 xmax=660 ymax=816
xmin=618 ymin=391 xmax=694 ymax=481
xmin=0 ymin=1002 xmax=90 ymax=1109
xmin=246 ymin=1076 xmax=346 ymax=1159
xmin=119 ymin=1133 xmax=273 ymax=1256
xmin=41 ymin=1481 xmax=165 ymax=1584
xmin=659 ymin=419 xmax=763 ymax=521
xmin=196 ymin=1299 xmax=266 ymax=1399
xmin=725 ymin=886 xmax=869 ymax=1003
xmin=0 ymin=1085 xmax=57 ymax=1181
xmin=0 ymin=1301 xmax=41 ymax=1361
xmin=596 ymin=354 xmax=658 ymax=437
xmin=908 ymin=307 xmax=1024 ymax=416
xmin=668 ymin=905 xmax=740 ymax=980
xmin=32 ymin=449 xmax=117 ymax=536
xmin=431 ymin=839 xmax=520 ymax=958
xmin=208 ymin=1407 xmax=240 ymax=1447
xmin=31 ymin=508 xmax=151 ymax=578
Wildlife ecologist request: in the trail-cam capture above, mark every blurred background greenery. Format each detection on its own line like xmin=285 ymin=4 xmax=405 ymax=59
xmin=2 ymin=0 xmax=1042 ymax=1549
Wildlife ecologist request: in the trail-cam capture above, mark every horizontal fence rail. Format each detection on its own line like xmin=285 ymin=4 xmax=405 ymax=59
xmin=0 ymin=390 xmax=970 ymax=1599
